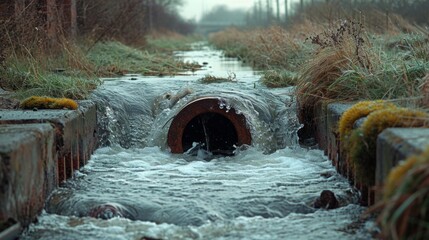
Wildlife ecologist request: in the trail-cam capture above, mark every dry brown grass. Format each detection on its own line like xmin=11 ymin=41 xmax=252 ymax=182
xmin=210 ymin=27 xmax=251 ymax=58
xmin=246 ymin=26 xmax=303 ymax=70
xmin=377 ymin=146 xmax=429 ymax=239
xmin=296 ymin=20 xmax=375 ymax=120
xmin=295 ymin=2 xmax=419 ymax=35
xmin=210 ymin=26 xmax=307 ymax=71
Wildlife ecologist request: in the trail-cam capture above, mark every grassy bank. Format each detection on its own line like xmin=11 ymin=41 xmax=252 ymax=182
xmin=87 ymin=41 xmax=200 ymax=77
xmin=0 ymin=34 xmax=200 ymax=100
xmin=210 ymin=25 xmax=312 ymax=88
xmin=146 ymin=31 xmax=203 ymax=52
xmin=209 ymin=17 xmax=429 ymax=104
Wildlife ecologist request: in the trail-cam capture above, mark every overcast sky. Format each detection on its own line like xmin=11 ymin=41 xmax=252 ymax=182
xmin=180 ymin=0 xmax=298 ymax=21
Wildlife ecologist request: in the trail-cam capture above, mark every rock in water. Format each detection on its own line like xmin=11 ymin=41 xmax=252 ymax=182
xmin=313 ymin=190 xmax=339 ymax=210
xmin=89 ymin=203 xmax=126 ymax=219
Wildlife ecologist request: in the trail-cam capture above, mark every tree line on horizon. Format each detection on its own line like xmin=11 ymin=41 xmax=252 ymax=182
xmin=243 ymin=0 xmax=429 ymax=27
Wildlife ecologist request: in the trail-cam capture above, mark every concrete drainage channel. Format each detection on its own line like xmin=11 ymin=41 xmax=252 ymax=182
xmin=0 ymin=97 xmax=253 ymax=238
xmin=1 ymin=98 xmax=429 ymax=238
xmin=0 ymin=101 xmax=97 ymax=238
xmin=312 ymin=101 xmax=429 ymax=205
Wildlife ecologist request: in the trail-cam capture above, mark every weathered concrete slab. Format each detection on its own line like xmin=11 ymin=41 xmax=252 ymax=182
xmin=0 ymin=100 xmax=97 ymax=183
xmin=376 ymin=128 xmax=429 ymax=188
xmin=0 ymin=124 xmax=55 ymax=227
xmin=326 ymin=103 xmax=353 ymax=174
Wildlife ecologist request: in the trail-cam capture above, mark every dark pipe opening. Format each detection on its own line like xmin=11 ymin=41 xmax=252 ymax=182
xmin=167 ymin=97 xmax=251 ymax=154
xmin=182 ymin=113 xmax=238 ymax=155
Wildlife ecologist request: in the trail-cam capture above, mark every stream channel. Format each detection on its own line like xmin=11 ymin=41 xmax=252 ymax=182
xmin=22 ymin=42 xmax=376 ymax=239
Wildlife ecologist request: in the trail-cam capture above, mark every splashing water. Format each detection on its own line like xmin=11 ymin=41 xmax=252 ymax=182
xmin=21 ymin=43 xmax=377 ymax=240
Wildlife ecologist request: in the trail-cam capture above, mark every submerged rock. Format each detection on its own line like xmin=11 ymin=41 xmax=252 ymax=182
xmin=313 ymin=190 xmax=339 ymax=210
xmin=89 ymin=203 xmax=128 ymax=220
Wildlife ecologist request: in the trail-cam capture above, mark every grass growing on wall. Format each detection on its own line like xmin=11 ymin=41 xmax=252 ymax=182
xmin=338 ymin=101 xmax=397 ymax=147
xmin=349 ymin=107 xmax=428 ymax=185
xmin=379 ymin=146 xmax=429 ymax=239
xmin=337 ymin=100 xmax=397 ymax=174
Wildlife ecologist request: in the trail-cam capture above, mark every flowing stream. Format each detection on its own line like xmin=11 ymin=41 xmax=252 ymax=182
xmin=22 ymin=42 xmax=376 ymax=240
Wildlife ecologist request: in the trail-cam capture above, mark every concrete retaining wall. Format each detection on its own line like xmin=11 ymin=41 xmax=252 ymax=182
xmin=0 ymin=124 xmax=56 ymax=227
xmin=0 ymin=101 xmax=97 ymax=230
xmin=376 ymin=128 xmax=429 ymax=199
xmin=313 ymin=102 xmax=429 ymax=206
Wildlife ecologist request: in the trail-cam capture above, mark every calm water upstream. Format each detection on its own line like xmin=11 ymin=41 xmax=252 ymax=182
xmin=22 ymin=43 xmax=376 ymax=240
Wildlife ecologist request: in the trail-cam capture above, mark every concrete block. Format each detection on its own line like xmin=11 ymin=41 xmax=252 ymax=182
xmin=376 ymin=128 xmax=429 ymax=187
xmin=313 ymin=101 xmax=328 ymax=154
xmin=326 ymin=103 xmax=353 ymax=174
xmin=76 ymin=101 xmax=98 ymax=167
xmin=0 ymin=101 xmax=97 ymax=183
xmin=0 ymin=124 xmax=56 ymax=227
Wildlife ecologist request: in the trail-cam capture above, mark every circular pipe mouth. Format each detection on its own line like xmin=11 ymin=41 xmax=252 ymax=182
xmin=167 ymin=97 xmax=251 ymax=154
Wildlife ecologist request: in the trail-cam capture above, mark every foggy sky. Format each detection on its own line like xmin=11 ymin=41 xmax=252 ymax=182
xmin=180 ymin=0 xmax=298 ymax=21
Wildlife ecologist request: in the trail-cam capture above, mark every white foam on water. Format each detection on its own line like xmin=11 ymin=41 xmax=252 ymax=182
xmin=22 ymin=43 xmax=375 ymax=239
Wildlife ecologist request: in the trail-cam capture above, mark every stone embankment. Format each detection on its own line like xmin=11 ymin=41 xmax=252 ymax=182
xmin=313 ymin=102 xmax=429 ymax=205
xmin=0 ymin=101 xmax=97 ymax=236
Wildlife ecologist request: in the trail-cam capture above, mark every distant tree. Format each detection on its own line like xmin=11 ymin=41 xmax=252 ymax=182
xmin=76 ymin=0 xmax=194 ymax=44
xmin=200 ymin=5 xmax=246 ymax=25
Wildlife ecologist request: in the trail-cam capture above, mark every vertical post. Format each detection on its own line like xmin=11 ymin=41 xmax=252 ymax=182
xmin=276 ymin=0 xmax=280 ymax=21
xmin=14 ymin=0 xmax=26 ymax=17
xmin=61 ymin=0 xmax=77 ymax=38
xmin=385 ymin=10 xmax=389 ymax=32
xmin=46 ymin=0 xmax=57 ymax=41
xmin=253 ymin=3 xmax=258 ymax=25
xmin=70 ymin=0 xmax=77 ymax=37
xmin=266 ymin=0 xmax=270 ymax=23
xmin=148 ymin=0 xmax=153 ymax=31
xmin=284 ymin=0 xmax=288 ymax=21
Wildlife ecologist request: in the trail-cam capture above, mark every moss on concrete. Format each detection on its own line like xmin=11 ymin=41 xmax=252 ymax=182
xmin=20 ymin=96 xmax=78 ymax=110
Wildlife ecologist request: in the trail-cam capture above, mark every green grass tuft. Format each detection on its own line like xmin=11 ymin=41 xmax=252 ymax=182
xmin=199 ymin=73 xmax=237 ymax=84
xmin=261 ymin=70 xmax=298 ymax=88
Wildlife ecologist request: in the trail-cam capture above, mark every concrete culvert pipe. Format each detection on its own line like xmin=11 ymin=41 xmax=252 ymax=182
xmin=167 ymin=97 xmax=251 ymax=155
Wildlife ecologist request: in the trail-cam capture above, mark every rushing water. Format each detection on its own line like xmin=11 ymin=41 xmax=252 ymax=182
xmin=22 ymin=43 xmax=376 ymax=240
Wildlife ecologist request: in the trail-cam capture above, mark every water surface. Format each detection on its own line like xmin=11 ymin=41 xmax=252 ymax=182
xmin=22 ymin=43 xmax=376 ymax=240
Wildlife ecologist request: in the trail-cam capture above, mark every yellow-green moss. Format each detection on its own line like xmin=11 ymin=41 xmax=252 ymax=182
xmin=362 ymin=108 xmax=428 ymax=140
xmin=379 ymin=146 xmax=429 ymax=239
xmin=349 ymin=107 xmax=429 ymax=185
xmin=338 ymin=100 xmax=397 ymax=144
xmin=338 ymin=100 xmax=397 ymax=175
xmin=20 ymin=96 xmax=78 ymax=110
xmin=383 ymin=155 xmax=419 ymax=199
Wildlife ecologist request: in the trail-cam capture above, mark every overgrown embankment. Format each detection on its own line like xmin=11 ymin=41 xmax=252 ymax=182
xmin=0 ymin=1 xmax=198 ymax=102
xmin=0 ymin=35 xmax=201 ymax=100
xmin=209 ymin=10 xmax=429 ymax=131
